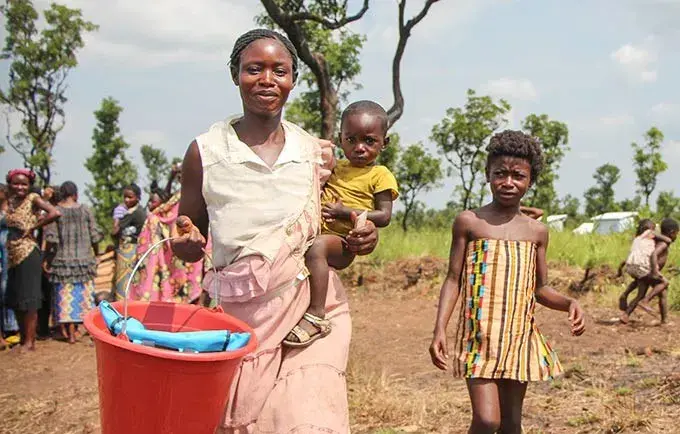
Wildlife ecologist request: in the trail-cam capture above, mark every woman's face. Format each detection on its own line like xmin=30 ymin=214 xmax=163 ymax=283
xmin=486 ymin=156 xmax=532 ymax=207
xmin=148 ymin=193 xmax=162 ymax=212
xmin=236 ymin=38 xmax=294 ymax=117
xmin=9 ymin=174 xmax=30 ymax=199
xmin=123 ymin=189 xmax=139 ymax=209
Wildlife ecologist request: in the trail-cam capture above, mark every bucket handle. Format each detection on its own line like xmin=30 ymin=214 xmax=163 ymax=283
xmin=119 ymin=236 xmax=219 ymax=337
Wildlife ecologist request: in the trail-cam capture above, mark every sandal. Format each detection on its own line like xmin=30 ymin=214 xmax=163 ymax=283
xmin=283 ymin=313 xmax=332 ymax=348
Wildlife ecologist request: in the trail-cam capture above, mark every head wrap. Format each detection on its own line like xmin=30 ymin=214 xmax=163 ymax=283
xmin=6 ymin=168 xmax=36 ymax=184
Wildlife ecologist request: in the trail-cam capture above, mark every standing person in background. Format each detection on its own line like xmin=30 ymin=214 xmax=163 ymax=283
xmin=0 ymin=184 xmax=19 ymax=349
xmin=38 ymin=186 xmax=61 ymax=339
xmin=112 ymin=184 xmax=146 ymax=300
xmin=5 ymin=169 xmax=61 ymax=351
xmin=44 ymin=181 xmax=102 ymax=343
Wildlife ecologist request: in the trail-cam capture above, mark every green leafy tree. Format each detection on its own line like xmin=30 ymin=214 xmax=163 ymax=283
xmin=394 ymin=143 xmax=443 ymax=231
xmin=376 ymin=133 xmax=401 ymax=172
xmin=558 ymin=194 xmax=580 ymax=219
xmin=85 ymin=98 xmax=138 ymax=231
xmin=430 ymin=89 xmax=511 ymax=210
xmin=656 ymin=190 xmax=680 ymax=218
xmin=584 ymin=164 xmax=621 ymax=217
xmin=259 ymin=0 xmax=441 ymax=137
xmin=140 ymin=144 xmax=170 ymax=186
xmin=0 ymin=0 xmax=97 ymax=185
xmin=521 ymin=114 xmax=569 ymax=213
xmin=632 ymin=127 xmax=667 ymax=207
xmin=618 ymin=196 xmax=641 ymax=212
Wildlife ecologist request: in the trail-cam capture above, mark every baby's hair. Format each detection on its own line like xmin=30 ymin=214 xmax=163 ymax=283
xmin=636 ymin=218 xmax=655 ymax=236
xmin=150 ymin=180 xmax=170 ymax=203
xmin=486 ymin=130 xmax=544 ymax=184
xmin=229 ymin=29 xmax=299 ymax=83
xmin=59 ymin=181 xmax=78 ymax=199
xmin=341 ymin=100 xmax=389 ymax=135
xmin=660 ymin=218 xmax=679 ymax=236
xmin=124 ymin=183 xmax=142 ymax=199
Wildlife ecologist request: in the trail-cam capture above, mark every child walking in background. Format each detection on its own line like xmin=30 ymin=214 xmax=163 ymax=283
xmin=283 ymin=101 xmax=399 ymax=348
xmin=621 ymin=218 xmax=678 ymax=325
xmin=429 ymin=130 xmax=585 ymax=433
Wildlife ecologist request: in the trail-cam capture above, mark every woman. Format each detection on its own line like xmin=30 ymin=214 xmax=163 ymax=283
xmin=44 ymin=181 xmax=102 ymax=343
xmin=5 ymin=169 xmax=61 ymax=351
xmin=112 ymin=183 xmax=146 ymax=300
xmin=0 ymin=184 xmax=19 ymax=348
xmin=131 ymin=178 xmax=208 ymax=303
xmin=172 ymin=29 xmax=378 ymax=433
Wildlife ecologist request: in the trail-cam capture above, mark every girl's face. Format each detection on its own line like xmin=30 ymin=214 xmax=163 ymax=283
xmin=9 ymin=174 xmax=30 ymax=199
xmin=123 ymin=189 xmax=139 ymax=209
xmin=487 ymin=156 xmax=532 ymax=207
xmin=148 ymin=193 xmax=162 ymax=212
xmin=236 ymin=38 xmax=295 ymax=118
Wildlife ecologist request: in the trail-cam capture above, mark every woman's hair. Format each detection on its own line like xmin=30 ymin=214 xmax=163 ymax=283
xmin=150 ymin=180 xmax=170 ymax=203
xmin=59 ymin=181 xmax=78 ymax=199
xmin=636 ymin=218 xmax=655 ymax=236
xmin=124 ymin=183 xmax=142 ymax=199
xmin=486 ymin=130 xmax=544 ymax=184
xmin=229 ymin=29 xmax=299 ymax=83
xmin=6 ymin=168 xmax=36 ymax=184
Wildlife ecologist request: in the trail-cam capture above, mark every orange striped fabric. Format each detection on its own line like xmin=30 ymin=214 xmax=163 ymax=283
xmin=452 ymin=239 xmax=562 ymax=381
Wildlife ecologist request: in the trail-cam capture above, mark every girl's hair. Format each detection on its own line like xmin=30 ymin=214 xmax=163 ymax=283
xmin=486 ymin=130 xmax=544 ymax=184
xmin=229 ymin=29 xmax=299 ymax=83
xmin=59 ymin=181 xmax=78 ymax=199
xmin=150 ymin=180 xmax=170 ymax=203
xmin=635 ymin=218 xmax=655 ymax=236
xmin=124 ymin=183 xmax=142 ymax=199
xmin=661 ymin=218 xmax=679 ymax=236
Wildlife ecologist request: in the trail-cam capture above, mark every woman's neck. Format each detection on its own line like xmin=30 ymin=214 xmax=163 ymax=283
xmin=235 ymin=110 xmax=284 ymax=147
xmin=489 ymin=200 xmax=521 ymax=217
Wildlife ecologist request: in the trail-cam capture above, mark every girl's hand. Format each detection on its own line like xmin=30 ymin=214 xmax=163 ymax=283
xmin=171 ymin=216 xmax=206 ymax=260
xmin=568 ymin=300 xmax=586 ymax=336
xmin=345 ymin=212 xmax=377 ymax=255
xmin=429 ymin=330 xmax=449 ymax=370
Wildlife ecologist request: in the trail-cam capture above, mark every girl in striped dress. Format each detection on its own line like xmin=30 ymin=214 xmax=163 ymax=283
xmin=429 ymin=130 xmax=586 ymax=433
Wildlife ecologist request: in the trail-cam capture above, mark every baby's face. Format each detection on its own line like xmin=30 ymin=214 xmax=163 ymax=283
xmin=339 ymin=112 xmax=386 ymax=168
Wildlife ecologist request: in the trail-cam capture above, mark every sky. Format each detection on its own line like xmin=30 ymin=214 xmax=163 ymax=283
xmin=2 ymin=0 xmax=680 ymax=212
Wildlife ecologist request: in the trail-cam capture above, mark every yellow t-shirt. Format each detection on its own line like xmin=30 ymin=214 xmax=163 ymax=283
xmin=321 ymin=159 xmax=399 ymax=237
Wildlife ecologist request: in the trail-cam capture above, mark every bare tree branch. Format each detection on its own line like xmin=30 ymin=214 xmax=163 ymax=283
xmin=386 ymin=0 xmax=441 ymax=129
xmin=288 ymin=0 xmax=369 ymax=29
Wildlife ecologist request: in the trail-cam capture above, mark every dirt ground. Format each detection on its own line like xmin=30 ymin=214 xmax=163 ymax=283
xmin=2 ymin=258 xmax=680 ymax=434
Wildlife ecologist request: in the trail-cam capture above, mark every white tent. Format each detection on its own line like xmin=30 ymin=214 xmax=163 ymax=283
xmin=546 ymin=214 xmax=568 ymax=231
xmin=573 ymin=222 xmax=594 ymax=235
xmin=591 ymin=212 xmax=638 ymax=234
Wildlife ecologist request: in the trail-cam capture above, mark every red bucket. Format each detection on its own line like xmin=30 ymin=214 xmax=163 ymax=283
xmin=84 ymin=301 xmax=257 ymax=434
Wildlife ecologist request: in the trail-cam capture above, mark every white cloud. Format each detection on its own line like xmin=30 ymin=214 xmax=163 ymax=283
xmin=128 ymin=130 xmax=169 ymax=147
xmin=481 ymin=78 xmax=539 ymax=102
xmin=599 ymin=114 xmax=635 ymax=126
xmin=611 ymin=42 xmax=658 ymax=82
xmin=650 ymin=102 xmax=680 ymax=117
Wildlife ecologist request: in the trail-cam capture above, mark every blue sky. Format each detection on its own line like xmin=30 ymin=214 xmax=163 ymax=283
xmin=2 ymin=0 xmax=680 ymax=211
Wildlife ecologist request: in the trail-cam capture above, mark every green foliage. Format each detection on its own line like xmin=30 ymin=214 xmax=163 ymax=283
xmin=656 ymin=190 xmax=680 ymax=218
xmin=0 ymin=0 xmax=97 ymax=185
xmin=632 ymin=127 xmax=667 ymax=207
xmin=584 ymin=164 xmax=621 ymax=216
xmin=85 ymin=97 xmax=138 ymax=232
xmin=558 ymin=194 xmax=581 ymax=219
xmin=618 ymin=196 xmax=641 ymax=212
xmin=140 ymin=144 xmax=170 ymax=186
xmin=522 ymin=114 xmax=569 ymax=213
xmin=257 ymin=3 xmax=364 ymax=137
xmin=430 ymin=89 xmax=511 ymax=210
xmin=377 ymin=133 xmax=401 ymax=171
xmin=394 ymin=143 xmax=443 ymax=231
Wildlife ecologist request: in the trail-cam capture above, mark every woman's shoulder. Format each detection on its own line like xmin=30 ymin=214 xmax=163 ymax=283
xmin=282 ymin=120 xmax=323 ymax=162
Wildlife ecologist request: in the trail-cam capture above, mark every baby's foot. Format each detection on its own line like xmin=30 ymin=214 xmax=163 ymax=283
xmin=283 ymin=312 xmax=332 ymax=348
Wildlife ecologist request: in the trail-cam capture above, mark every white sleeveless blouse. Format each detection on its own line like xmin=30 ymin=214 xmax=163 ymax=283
xmin=196 ymin=116 xmax=322 ymax=268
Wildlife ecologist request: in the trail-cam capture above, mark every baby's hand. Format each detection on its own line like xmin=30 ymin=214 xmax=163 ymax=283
xmin=322 ymin=197 xmax=346 ymax=221
xmin=568 ymin=300 xmax=585 ymax=336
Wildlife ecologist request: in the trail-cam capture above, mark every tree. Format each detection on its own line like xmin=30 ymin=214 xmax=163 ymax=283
xmin=618 ymin=196 xmax=641 ymax=212
xmin=0 ymin=0 xmax=97 ymax=185
xmin=584 ymin=164 xmax=621 ymax=217
xmin=259 ymin=0 xmax=441 ymax=138
xmin=558 ymin=194 xmax=580 ymax=219
xmin=632 ymin=127 xmax=667 ymax=207
xmin=394 ymin=143 xmax=443 ymax=231
xmin=85 ymin=98 xmax=138 ymax=231
xmin=377 ymin=133 xmax=401 ymax=172
xmin=140 ymin=144 xmax=170 ymax=186
xmin=656 ymin=191 xmax=680 ymax=218
xmin=521 ymin=114 xmax=569 ymax=213
xmin=431 ymin=89 xmax=511 ymax=210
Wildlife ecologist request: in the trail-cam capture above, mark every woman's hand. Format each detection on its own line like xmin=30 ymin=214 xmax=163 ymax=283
xmin=568 ymin=300 xmax=586 ymax=336
xmin=345 ymin=211 xmax=378 ymax=255
xmin=317 ymin=139 xmax=336 ymax=185
xmin=171 ymin=215 xmax=207 ymax=262
xmin=429 ymin=329 xmax=449 ymax=371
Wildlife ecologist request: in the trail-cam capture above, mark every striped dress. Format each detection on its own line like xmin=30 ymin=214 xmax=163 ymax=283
xmin=452 ymin=239 xmax=562 ymax=381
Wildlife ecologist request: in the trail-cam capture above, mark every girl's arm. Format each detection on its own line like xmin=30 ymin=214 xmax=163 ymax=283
xmin=31 ymin=195 xmax=61 ymax=232
xmin=164 ymin=165 xmax=180 ymax=197
xmin=322 ymin=191 xmax=393 ymax=227
xmin=172 ymin=141 xmax=209 ymax=263
xmin=429 ymin=211 xmax=471 ymax=370
xmin=653 ymin=233 xmax=672 ymax=244
xmin=520 ymin=205 xmax=544 ymax=220
xmin=535 ymin=226 xmax=585 ymax=336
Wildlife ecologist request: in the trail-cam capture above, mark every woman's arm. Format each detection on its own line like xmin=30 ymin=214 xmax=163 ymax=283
xmin=164 ymin=164 xmax=180 ymax=197
xmin=429 ymin=212 xmax=470 ymax=370
xmin=172 ymin=141 xmax=209 ymax=263
xmin=31 ymin=195 xmax=61 ymax=232
xmin=534 ymin=226 xmax=585 ymax=336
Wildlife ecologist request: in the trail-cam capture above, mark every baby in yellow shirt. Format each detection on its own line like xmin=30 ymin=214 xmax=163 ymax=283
xmin=283 ymin=101 xmax=399 ymax=347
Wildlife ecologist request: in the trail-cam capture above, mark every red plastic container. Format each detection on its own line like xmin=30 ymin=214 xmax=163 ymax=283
xmin=84 ymin=301 xmax=257 ymax=434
